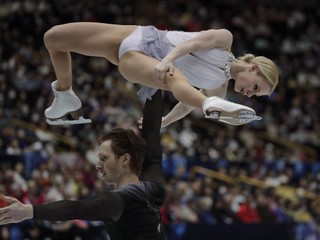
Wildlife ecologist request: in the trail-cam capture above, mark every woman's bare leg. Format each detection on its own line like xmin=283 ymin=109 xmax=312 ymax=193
xmin=118 ymin=51 xmax=206 ymax=109
xmin=43 ymin=22 xmax=136 ymax=90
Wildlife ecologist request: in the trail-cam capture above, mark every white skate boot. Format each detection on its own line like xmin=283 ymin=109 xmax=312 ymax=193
xmin=202 ymin=96 xmax=262 ymax=125
xmin=45 ymin=81 xmax=92 ymax=125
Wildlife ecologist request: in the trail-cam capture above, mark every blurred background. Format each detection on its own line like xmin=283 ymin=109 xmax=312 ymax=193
xmin=0 ymin=0 xmax=319 ymax=239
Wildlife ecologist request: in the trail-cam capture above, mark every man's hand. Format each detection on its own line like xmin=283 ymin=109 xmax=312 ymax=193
xmin=0 ymin=196 xmax=34 ymax=225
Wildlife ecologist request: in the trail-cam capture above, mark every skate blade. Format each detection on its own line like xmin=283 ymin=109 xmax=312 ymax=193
xmin=46 ymin=116 xmax=92 ymax=126
xmin=220 ymin=115 xmax=262 ymax=125
xmin=205 ymin=110 xmax=262 ymax=125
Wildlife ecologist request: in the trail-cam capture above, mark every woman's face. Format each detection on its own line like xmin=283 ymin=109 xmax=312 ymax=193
xmin=234 ymin=65 xmax=271 ymax=97
xmin=96 ymin=140 xmax=123 ymax=183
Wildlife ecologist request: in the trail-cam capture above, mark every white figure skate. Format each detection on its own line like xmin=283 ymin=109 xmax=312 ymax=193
xmin=45 ymin=81 xmax=92 ymax=125
xmin=202 ymin=96 xmax=262 ymax=125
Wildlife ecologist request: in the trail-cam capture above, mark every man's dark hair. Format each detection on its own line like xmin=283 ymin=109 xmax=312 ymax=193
xmin=99 ymin=128 xmax=146 ymax=176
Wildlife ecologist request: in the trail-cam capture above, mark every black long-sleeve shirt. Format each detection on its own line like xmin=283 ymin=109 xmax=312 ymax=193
xmin=33 ymin=90 xmax=165 ymax=240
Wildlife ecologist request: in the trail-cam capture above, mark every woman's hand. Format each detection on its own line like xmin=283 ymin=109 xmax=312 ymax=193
xmin=0 ymin=196 xmax=34 ymax=225
xmin=153 ymin=58 xmax=174 ymax=84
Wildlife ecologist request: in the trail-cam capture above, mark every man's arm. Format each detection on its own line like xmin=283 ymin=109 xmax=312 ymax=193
xmin=33 ymin=193 xmax=123 ymax=221
xmin=140 ymin=90 xmax=165 ymax=185
xmin=0 ymin=192 xmax=124 ymax=225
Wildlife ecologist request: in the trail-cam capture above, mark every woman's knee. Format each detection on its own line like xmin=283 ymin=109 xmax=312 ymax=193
xmin=43 ymin=24 xmax=65 ymax=50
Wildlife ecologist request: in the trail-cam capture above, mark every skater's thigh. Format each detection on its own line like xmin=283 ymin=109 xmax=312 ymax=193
xmin=118 ymin=51 xmax=189 ymax=90
xmin=44 ymin=22 xmax=137 ymax=65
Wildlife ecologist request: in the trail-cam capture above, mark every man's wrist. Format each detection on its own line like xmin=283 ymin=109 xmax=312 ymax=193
xmin=26 ymin=204 xmax=34 ymax=219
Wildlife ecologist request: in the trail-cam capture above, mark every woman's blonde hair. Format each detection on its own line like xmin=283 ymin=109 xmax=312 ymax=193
xmin=238 ymin=54 xmax=279 ymax=95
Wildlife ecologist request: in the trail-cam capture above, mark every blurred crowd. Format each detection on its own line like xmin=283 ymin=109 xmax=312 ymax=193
xmin=0 ymin=0 xmax=319 ymax=239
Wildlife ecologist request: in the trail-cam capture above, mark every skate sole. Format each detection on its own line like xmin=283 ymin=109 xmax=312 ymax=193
xmin=46 ymin=116 xmax=92 ymax=125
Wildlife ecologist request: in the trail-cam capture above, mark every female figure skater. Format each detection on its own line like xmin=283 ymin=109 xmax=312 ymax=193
xmin=43 ymin=23 xmax=278 ymax=125
xmin=0 ymin=90 xmax=166 ymax=240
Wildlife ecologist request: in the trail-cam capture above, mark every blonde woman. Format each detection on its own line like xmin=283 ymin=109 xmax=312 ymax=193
xmin=43 ymin=22 xmax=278 ymax=125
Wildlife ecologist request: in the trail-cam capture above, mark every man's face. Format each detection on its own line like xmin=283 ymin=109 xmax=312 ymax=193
xmin=96 ymin=140 xmax=123 ymax=183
